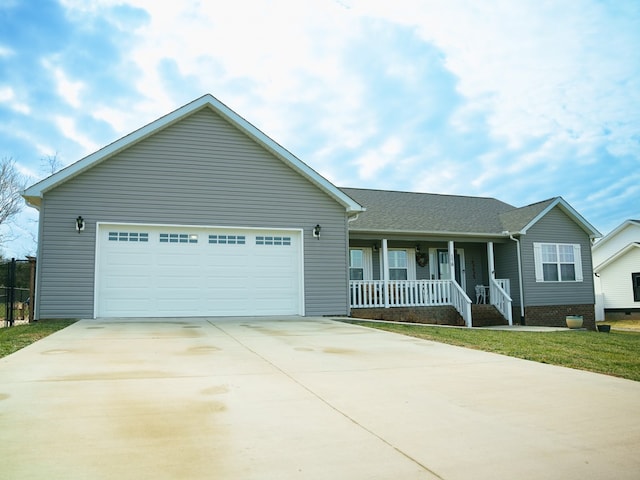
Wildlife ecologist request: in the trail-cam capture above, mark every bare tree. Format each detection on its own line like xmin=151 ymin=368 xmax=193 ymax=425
xmin=0 ymin=157 xmax=27 ymax=230
xmin=40 ymin=153 xmax=63 ymax=176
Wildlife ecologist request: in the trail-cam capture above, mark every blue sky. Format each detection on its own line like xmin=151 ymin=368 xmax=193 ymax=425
xmin=1 ymin=0 xmax=639 ymax=257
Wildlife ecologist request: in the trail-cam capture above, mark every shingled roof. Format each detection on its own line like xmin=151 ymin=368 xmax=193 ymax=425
xmin=341 ymin=187 xmax=514 ymax=235
xmin=340 ymin=188 xmax=600 ymax=238
xmin=498 ymin=198 xmax=557 ymax=233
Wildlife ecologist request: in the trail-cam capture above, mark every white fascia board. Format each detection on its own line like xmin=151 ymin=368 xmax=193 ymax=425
xmin=594 ymin=243 xmax=640 ymax=272
xmin=593 ymin=220 xmax=640 ymax=251
xmin=519 ymin=197 xmax=602 ymax=239
xmin=21 ymin=94 xmax=365 ymax=215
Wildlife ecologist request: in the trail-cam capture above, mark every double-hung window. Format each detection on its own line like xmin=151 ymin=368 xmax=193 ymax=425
xmin=349 ymin=249 xmax=372 ymax=280
xmin=388 ymin=250 xmax=408 ymax=280
xmin=533 ymin=243 xmax=583 ymax=282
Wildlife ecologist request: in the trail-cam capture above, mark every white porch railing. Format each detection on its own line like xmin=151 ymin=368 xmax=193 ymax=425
xmin=495 ymin=278 xmax=511 ymax=296
xmin=489 ymin=278 xmax=513 ymax=326
xmin=349 ymin=280 xmax=473 ymax=327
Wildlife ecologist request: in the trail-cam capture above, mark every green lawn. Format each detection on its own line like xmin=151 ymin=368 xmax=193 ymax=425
xmin=0 ymin=319 xmax=78 ymax=358
xmin=348 ymin=320 xmax=640 ymax=382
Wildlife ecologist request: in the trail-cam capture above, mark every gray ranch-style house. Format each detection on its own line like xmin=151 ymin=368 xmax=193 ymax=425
xmin=22 ymin=94 xmax=601 ymax=328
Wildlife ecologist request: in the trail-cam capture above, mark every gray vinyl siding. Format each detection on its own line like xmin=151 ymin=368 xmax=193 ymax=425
xmin=36 ymin=108 xmax=348 ymax=318
xmin=494 ymin=241 xmax=520 ymax=306
xmin=519 ymin=207 xmax=595 ymax=306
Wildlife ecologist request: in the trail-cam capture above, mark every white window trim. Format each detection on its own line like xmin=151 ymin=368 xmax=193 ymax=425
xmin=533 ymin=242 xmax=583 ymax=282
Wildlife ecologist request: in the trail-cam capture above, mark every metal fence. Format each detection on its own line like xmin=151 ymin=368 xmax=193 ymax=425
xmin=1 ymin=258 xmax=36 ymax=327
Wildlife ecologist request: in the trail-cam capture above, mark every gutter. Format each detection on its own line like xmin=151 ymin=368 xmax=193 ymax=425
xmin=505 ymin=231 xmax=525 ymax=324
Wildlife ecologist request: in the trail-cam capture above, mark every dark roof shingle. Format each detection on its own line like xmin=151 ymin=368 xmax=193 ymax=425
xmin=341 ymin=187 xmax=520 ymax=235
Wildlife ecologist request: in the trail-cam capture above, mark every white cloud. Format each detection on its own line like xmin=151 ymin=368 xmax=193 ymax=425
xmin=42 ymin=59 xmax=85 ymax=108
xmin=54 ymin=116 xmax=100 ymax=154
xmin=0 ymin=86 xmax=30 ymax=114
xmin=58 ymin=0 xmax=369 ymax=142
xmin=352 ymin=0 xmax=640 ymax=155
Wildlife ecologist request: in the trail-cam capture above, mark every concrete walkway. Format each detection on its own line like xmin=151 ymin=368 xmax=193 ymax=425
xmin=1 ymin=317 xmax=638 ymax=479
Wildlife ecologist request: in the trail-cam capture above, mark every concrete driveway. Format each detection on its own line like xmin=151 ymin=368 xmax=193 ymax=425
xmin=1 ymin=317 xmax=639 ymax=479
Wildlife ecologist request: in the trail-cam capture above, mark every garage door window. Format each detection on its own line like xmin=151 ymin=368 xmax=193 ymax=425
xmin=256 ymin=236 xmax=291 ymax=246
xmin=209 ymin=234 xmax=246 ymax=245
xmin=159 ymin=233 xmax=198 ymax=244
xmin=108 ymin=232 xmax=149 ymax=242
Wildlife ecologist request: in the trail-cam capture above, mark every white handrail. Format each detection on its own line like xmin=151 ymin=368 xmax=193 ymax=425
xmin=489 ymin=279 xmax=513 ymax=326
xmin=450 ymin=281 xmax=473 ymax=327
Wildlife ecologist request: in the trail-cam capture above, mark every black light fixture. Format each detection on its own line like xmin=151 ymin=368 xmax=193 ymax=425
xmin=313 ymin=224 xmax=321 ymax=239
xmin=416 ymin=244 xmax=421 ymax=253
xmin=76 ymin=215 xmax=85 ymax=233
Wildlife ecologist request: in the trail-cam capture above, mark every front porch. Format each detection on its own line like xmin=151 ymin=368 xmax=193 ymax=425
xmin=349 ymin=278 xmax=512 ymax=327
xmin=348 ymin=239 xmax=514 ymax=328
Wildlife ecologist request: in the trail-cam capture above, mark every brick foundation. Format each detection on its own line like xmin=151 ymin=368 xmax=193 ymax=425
xmin=524 ymin=304 xmax=596 ymax=330
xmin=350 ymin=306 xmax=464 ymax=326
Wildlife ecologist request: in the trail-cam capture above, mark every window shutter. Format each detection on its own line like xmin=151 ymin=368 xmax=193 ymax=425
xmin=573 ymin=244 xmax=583 ymax=281
xmin=533 ymin=243 xmax=544 ymax=282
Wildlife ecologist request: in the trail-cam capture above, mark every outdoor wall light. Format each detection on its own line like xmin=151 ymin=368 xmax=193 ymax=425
xmin=313 ymin=224 xmax=321 ymax=239
xmin=76 ymin=215 xmax=85 ymax=233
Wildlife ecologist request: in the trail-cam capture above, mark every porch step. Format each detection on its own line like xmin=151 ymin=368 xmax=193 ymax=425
xmin=471 ymin=304 xmax=509 ymax=327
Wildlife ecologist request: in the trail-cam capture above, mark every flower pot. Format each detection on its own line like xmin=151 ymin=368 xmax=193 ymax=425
xmin=597 ymin=324 xmax=611 ymax=333
xmin=566 ymin=315 xmax=584 ymax=329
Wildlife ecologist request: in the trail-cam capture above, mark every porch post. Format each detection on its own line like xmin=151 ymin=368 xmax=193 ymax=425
xmin=448 ymin=241 xmax=455 ymax=282
xmin=487 ymin=242 xmax=495 ymax=280
xmin=382 ymin=238 xmax=389 ymax=308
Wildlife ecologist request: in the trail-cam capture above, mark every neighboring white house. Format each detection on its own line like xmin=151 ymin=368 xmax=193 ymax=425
xmin=592 ymin=220 xmax=640 ymax=321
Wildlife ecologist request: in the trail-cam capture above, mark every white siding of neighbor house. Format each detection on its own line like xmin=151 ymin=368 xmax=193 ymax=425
xmin=593 ymin=222 xmax=640 ymax=317
xmin=598 ymin=248 xmax=640 ymax=309
xmin=35 ymin=108 xmax=349 ymax=319
xmin=519 ymin=206 xmax=595 ymax=306
xmin=592 ymin=222 xmax=640 ymax=267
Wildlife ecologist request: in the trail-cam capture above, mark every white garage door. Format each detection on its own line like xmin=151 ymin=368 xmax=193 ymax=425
xmin=95 ymin=224 xmax=303 ymax=318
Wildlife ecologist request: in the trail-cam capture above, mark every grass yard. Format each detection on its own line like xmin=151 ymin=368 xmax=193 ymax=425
xmin=349 ymin=320 xmax=640 ymax=382
xmin=598 ymin=318 xmax=640 ymax=332
xmin=0 ymin=319 xmax=78 ymax=358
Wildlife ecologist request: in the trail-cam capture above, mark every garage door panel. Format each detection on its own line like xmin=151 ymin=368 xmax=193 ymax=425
xmin=103 ymin=275 xmax=152 ymax=288
xmin=105 ymin=251 xmax=153 ymax=266
xmin=96 ymin=225 xmax=302 ymax=318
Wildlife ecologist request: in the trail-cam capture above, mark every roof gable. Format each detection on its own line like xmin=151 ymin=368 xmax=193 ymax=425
xmin=592 ymin=219 xmax=640 ymax=252
xmin=501 ymin=197 xmax=601 ymax=239
xmin=23 ymin=94 xmax=364 ymax=214
xmin=594 ymin=242 xmax=640 ymax=272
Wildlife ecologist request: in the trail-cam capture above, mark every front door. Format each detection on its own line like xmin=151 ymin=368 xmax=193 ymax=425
xmin=434 ymin=248 xmax=466 ymax=290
